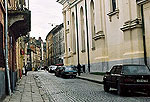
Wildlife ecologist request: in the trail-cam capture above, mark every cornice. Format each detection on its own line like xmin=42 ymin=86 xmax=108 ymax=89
xmin=136 ymin=0 xmax=150 ymax=5
xmin=121 ymin=18 xmax=142 ymax=31
xmin=57 ymin=0 xmax=67 ymax=5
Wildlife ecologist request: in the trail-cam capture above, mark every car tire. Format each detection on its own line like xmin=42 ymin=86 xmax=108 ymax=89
xmin=117 ymin=82 xmax=124 ymax=96
xmin=104 ymin=82 xmax=110 ymax=92
xmin=147 ymin=91 xmax=150 ymax=96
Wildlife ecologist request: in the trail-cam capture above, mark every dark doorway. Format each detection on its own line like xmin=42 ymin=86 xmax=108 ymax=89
xmin=0 ymin=23 xmax=5 ymax=68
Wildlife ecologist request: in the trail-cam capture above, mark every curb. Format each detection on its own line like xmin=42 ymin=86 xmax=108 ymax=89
xmin=76 ymin=76 xmax=103 ymax=84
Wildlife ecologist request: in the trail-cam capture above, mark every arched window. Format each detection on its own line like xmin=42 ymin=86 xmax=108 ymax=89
xmin=0 ymin=23 xmax=5 ymax=67
xmin=72 ymin=12 xmax=76 ymax=53
xmin=90 ymin=0 xmax=95 ymax=49
xmin=80 ymin=6 xmax=86 ymax=52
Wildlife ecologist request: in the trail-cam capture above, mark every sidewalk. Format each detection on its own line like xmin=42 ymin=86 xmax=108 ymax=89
xmin=76 ymin=73 xmax=104 ymax=84
xmin=2 ymin=72 xmax=48 ymax=102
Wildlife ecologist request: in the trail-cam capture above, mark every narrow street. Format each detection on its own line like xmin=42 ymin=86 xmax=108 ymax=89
xmin=33 ymin=71 xmax=150 ymax=102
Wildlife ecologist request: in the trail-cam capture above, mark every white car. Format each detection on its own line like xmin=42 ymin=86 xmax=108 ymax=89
xmin=48 ymin=65 xmax=57 ymax=73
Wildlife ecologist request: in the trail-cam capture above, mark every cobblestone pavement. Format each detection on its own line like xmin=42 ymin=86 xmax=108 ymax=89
xmin=3 ymin=72 xmax=48 ymax=102
xmin=33 ymin=71 xmax=150 ymax=102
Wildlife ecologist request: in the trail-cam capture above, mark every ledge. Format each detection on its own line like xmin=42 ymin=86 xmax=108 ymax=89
xmin=65 ymin=29 xmax=69 ymax=34
xmin=136 ymin=0 xmax=150 ymax=5
xmin=93 ymin=34 xmax=105 ymax=40
xmin=121 ymin=18 xmax=142 ymax=31
xmin=81 ymin=49 xmax=86 ymax=53
xmin=107 ymin=9 xmax=119 ymax=22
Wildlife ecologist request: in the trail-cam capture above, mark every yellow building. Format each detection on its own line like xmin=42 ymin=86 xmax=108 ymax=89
xmin=46 ymin=30 xmax=53 ymax=66
xmin=57 ymin=0 xmax=150 ymax=72
xmin=137 ymin=0 xmax=150 ymax=68
xmin=0 ymin=0 xmax=31 ymax=98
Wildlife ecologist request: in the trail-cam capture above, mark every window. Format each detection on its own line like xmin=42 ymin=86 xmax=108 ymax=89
xmin=0 ymin=23 xmax=5 ymax=67
xmin=112 ymin=0 xmax=116 ymax=12
xmin=90 ymin=0 xmax=95 ymax=49
xmin=71 ymin=12 xmax=76 ymax=53
xmin=110 ymin=66 xmax=116 ymax=74
xmin=80 ymin=7 xmax=86 ymax=52
xmin=67 ymin=21 xmax=69 ymax=25
xmin=114 ymin=66 xmax=122 ymax=74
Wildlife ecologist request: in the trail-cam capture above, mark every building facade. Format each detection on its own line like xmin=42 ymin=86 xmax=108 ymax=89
xmin=0 ymin=0 xmax=31 ymax=99
xmin=57 ymin=0 xmax=150 ymax=72
xmin=46 ymin=31 xmax=53 ymax=66
xmin=136 ymin=0 xmax=150 ymax=67
xmin=46 ymin=24 xmax=65 ymax=66
xmin=0 ymin=0 xmax=6 ymax=99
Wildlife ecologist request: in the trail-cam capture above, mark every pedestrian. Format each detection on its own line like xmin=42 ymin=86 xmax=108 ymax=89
xmin=83 ymin=65 xmax=85 ymax=73
xmin=25 ymin=65 xmax=28 ymax=76
xmin=77 ymin=64 xmax=81 ymax=76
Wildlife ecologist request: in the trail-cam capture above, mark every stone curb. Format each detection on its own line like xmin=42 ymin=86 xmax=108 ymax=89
xmin=76 ymin=76 xmax=103 ymax=84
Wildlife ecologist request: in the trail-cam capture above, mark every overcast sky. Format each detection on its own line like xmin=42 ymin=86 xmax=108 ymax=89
xmin=29 ymin=0 xmax=63 ymax=41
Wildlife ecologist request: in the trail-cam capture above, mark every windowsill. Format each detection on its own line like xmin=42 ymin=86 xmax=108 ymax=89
xmin=93 ymin=34 xmax=105 ymax=40
xmin=92 ymin=47 xmax=95 ymax=51
xmin=73 ymin=51 xmax=76 ymax=55
xmin=107 ymin=9 xmax=119 ymax=22
xmin=81 ymin=49 xmax=86 ymax=53
xmin=107 ymin=9 xmax=119 ymax=16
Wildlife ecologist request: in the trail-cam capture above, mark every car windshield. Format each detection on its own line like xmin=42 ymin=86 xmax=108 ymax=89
xmin=123 ymin=65 xmax=150 ymax=75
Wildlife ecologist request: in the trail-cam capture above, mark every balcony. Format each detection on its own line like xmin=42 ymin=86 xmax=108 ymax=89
xmin=8 ymin=7 xmax=31 ymax=40
xmin=136 ymin=0 xmax=150 ymax=5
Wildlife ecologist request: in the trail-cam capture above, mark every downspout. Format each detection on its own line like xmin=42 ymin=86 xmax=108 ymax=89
xmin=85 ymin=0 xmax=90 ymax=72
xmin=141 ymin=5 xmax=147 ymax=65
xmin=75 ymin=5 xmax=80 ymax=66
xmin=4 ymin=0 xmax=12 ymax=95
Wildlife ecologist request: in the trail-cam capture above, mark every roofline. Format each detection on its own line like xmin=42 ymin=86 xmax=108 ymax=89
xmin=45 ymin=23 xmax=63 ymax=40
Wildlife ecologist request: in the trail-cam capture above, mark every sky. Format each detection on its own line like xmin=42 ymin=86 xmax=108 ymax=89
xmin=29 ymin=0 xmax=63 ymax=41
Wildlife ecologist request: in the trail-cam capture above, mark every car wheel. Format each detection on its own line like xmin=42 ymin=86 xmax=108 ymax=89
xmin=147 ymin=91 xmax=150 ymax=96
xmin=117 ymin=82 xmax=124 ymax=96
xmin=103 ymin=82 xmax=110 ymax=92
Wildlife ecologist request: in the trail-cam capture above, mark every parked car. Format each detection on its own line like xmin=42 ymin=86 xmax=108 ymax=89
xmin=55 ymin=66 xmax=64 ymax=77
xmin=48 ymin=65 xmax=57 ymax=73
xmin=103 ymin=64 xmax=150 ymax=96
xmin=55 ymin=66 xmax=77 ymax=78
xmin=60 ymin=66 xmax=77 ymax=78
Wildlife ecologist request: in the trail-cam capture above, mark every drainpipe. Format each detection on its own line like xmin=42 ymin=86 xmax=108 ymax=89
xmin=85 ymin=0 xmax=90 ymax=72
xmin=4 ymin=0 xmax=12 ymax=95
xmin=75 ymin=5 xmax=80 ymax=66
xmin=141 ymin=5 xmax=147 ymax=65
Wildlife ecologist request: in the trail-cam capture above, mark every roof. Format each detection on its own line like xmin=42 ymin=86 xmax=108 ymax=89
xmin=45 ymin=23 xmax=63 ymax=40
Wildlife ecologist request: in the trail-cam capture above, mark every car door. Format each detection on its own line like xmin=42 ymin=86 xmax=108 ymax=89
xmin=110 ymin=65 xmax=122 ymax=88
xmin=113 ymin=66 xmax=122 ymax=88
xmin=110 ymin=66 xmax=117 ymax=88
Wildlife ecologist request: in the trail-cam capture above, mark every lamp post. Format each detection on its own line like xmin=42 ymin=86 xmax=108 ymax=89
xmin=85 ymin=0 xmax=90 ymax=72
xmin=4 ymin=0 xmax=11 ymax=95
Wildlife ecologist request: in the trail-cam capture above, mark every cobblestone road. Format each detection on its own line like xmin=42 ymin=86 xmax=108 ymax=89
xmin=33 ymin=71 xmax=150 ymax=102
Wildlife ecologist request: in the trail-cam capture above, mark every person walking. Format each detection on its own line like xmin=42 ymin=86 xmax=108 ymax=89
xmin=25 ymin=65 xmax=28 ymax=76
xmin=77 ymin=64 xmax=81 ymax=76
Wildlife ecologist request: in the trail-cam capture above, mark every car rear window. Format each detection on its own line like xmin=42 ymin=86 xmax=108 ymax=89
xmin=65 ymin=67 xmax=76 ymax=71
xmin=123 ymin=65 xmax=150 ymax=75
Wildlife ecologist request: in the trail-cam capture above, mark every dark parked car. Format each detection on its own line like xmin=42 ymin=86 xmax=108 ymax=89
xmin=55 ymin=66 xmax=64 ymax=77
xmin=55 ymin=66 xmax=77 ymax=78
xmin=103 ymin=64 xmax=150 ymax=96
xmin=61 ymin=66 xmax=77 ymax=78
